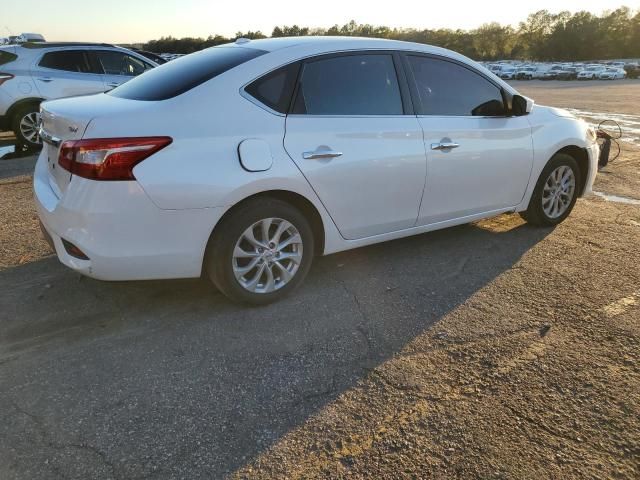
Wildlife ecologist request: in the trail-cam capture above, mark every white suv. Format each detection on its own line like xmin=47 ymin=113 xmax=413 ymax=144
xmin=0 ymin=42 xmax=156 ymax=146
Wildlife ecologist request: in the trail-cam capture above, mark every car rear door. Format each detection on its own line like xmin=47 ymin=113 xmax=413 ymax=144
xmin=31 ymin=49 xmax=105 ymax=98
xmin=283 ymin=52 xmax=427 ymax=240
xmin=403 ymin=54 xmax=534 ymax=225
xmin=90 ymin=50 xmax=153 ymax=90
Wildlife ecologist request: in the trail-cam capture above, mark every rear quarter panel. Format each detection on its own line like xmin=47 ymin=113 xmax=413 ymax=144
xmin=82 ymin=72 xmax=342 ymax=251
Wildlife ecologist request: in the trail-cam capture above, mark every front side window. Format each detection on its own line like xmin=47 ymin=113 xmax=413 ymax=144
xmin=39 ymin=50 xmax=91 ymax=73
xmin=292 ymin=54 xmax=403 ymax=115
xmin=96 ymin=51 xmax=151 ymax=76
xmin=408 ymin=56 xmax=505 ymax=117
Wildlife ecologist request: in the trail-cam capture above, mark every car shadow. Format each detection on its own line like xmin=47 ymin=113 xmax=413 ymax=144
xmin=0 ymin=216 xmax=552 ymax=478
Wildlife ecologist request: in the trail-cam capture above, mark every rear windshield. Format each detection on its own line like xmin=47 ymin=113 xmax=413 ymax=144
xmin=108 ymin=46 xmax=266 ymax=101
xmin=0 ymin=50 xmax=17 ymax=66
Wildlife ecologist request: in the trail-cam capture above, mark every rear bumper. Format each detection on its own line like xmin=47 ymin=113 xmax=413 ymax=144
xmin=0 ymin=114 xmax=8 ymax=131
xmin=34 ymin=149 xmax=227 ymax=281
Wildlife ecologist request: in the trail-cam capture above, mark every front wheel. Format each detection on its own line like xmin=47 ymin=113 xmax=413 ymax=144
xmin=205 ymin=198 xmax=314 ymax=305
xmin=520 ymin=153 xmax=580 ymax=227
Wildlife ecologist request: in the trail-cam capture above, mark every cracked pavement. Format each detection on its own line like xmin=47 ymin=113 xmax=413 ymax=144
xmin=1 ymin=82 xmax=639 ymax=478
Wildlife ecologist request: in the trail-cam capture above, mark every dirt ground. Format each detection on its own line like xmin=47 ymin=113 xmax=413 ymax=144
xmin=0 ymin=81 xmax=639 ymax=479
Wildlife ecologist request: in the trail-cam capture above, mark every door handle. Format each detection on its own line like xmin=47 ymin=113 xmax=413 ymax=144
xmin=37 ymin=77 xmax=52 ymax=83
xmin=303 ymin=148 xmax=343 ymax=160
xmin=431 ymin=142 xmax=460 ymax=150
xmin=106 ymin=82 xmax=121 ymax=88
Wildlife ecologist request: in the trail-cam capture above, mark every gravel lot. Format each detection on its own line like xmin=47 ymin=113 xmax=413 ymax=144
xmin=1 ymin=81 xmax=639 ymax=479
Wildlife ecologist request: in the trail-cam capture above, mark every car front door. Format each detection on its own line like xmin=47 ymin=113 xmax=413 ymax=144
xmin=404 ymin=54 xmax=534 ymax=225
xmin=91 ymin=50 xmax=153 ymax=90
xmin=31 ymin=49 xmax=105 ymax=98
xmin=283 ymin=52 xmax=427 ymax=240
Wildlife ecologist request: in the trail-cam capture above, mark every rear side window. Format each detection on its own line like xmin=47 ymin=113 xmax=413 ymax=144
xmin=0 ymin=51 xmax=17 ymax=66
xmin=292 ymin=54 xmax=403 ymax=115
xmin=245 ymin=62 xmax=300 ymax=113
xmin=39 ymin=50 xmax=91 ymax=73
xmin=109 ymin=46 xmax=266 ymax=101
xmin=95 ymin=51 xmax=151 ymax=76
xmin=407 ymin=56 xmax=505 ymax=116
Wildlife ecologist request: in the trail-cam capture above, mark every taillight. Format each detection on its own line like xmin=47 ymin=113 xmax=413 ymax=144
xmin=58 ymin=137 xmax=172 ymax=181
xmin=0 ymin=73 xmax=14 ymax=86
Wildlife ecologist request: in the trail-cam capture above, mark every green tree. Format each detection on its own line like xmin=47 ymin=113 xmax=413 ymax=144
xmin=145 ymin=7 xmax=640 ymax=61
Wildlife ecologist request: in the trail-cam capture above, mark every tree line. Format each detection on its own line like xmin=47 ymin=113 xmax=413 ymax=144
xmin=143 ymin=7 xmax=640 ymax=61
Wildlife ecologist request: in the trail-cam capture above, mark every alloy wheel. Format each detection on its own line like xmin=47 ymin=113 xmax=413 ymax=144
xmin=542 ymin=165 xmax=576 ymax=218
xmin=19 ymin=112 xmax=42 ymax=145
xmin=232 ymin=217 xmax=303 ymax=293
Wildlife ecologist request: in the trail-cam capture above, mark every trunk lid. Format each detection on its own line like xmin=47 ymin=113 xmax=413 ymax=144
xmin=40 ymin=93 xmax=149 ymax=196
xmin=40 ymin=96 xmax=96 ymax=196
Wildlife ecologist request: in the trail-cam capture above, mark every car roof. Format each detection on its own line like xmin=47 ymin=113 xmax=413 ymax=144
xmin=20 ymin=41 xmax=115 ymax=49
xmin=241 ymin=36 xmax=454 ymax=56
xmin=238 ymin=36 xmax=487 ymax=72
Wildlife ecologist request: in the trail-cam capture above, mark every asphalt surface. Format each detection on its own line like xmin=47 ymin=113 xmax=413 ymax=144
xmin=1 ymin=85 xmax=639 ymax=478
xmin=1 ymin=212 xmax=552 ymax=478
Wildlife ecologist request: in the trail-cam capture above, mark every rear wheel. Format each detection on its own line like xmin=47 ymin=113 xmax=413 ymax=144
xmin=521 ymin=153 xmax=580 ymax=227
xmin=12 ymin=104 xmax=42 ymax=148
xmin=206 ymin=198 xmax=314 ymax=305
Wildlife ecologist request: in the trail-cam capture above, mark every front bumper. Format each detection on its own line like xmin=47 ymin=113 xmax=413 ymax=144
xmin=34 ymin=149 xmax=227 ymax=281
xmin=583 ymin=142 xmax=600 ymax=196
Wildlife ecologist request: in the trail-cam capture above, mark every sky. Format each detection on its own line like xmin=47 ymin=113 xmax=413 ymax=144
xmin=2 ymin=0 xmax=633 ymax=44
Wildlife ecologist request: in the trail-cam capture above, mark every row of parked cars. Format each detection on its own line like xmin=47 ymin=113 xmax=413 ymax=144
xmin=485 ymin=61 xmax=637 ymax=81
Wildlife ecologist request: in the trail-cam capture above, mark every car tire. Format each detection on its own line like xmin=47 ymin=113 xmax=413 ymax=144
xmin=205 ymin=197 xmax=315 ymax=305
xmin=520 ymin=153 xmax=581 ymax=227
xmin=12 ymin=104 xmax=42 ymax=148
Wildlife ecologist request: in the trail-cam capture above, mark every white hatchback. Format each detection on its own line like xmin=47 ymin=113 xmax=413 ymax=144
xmin=35 ymin=37 xmax=600 ymax=304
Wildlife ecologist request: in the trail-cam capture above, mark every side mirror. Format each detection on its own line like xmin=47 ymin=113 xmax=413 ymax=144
xmin=512 ymin=94 xmax=534 ymax=116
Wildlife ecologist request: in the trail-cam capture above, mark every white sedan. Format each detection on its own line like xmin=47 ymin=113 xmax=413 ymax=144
xmin=577 ymin=66 xmax=606 ymax=79
xmin=598 ymin=68 xmax=626 ymax=80
xmin=35 ymin=37 xmax=600 ymax=304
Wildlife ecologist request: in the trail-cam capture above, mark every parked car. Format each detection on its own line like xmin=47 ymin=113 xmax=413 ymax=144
xmin=160 ymin=53 xmax=185 ymax=61
xmin=515 ymin=66 xmax=539 ymax=80
xmin=15 ymin=33 xmax=46 ymax=43
xmin=556 ymin=66 xmax=581 ymax=80
xmin=598 ymin=67 xmax=626 ymax=80
xmin=127 ymin=47 xmax=167 ymax=65
xmin=0 ymin=42 xmax=157 ymax=146
xmin=498 ymin=66 xmax=518 ymax=80
xmin=541 ymin=64 xmax=569 ymax=80
xmin=577 ymin=65 xmax=606 ymax=79
xmin=624 ymin=64 xmax=639 ymax=79
xmin=34 ymin=37 xmax=600 ymax=304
